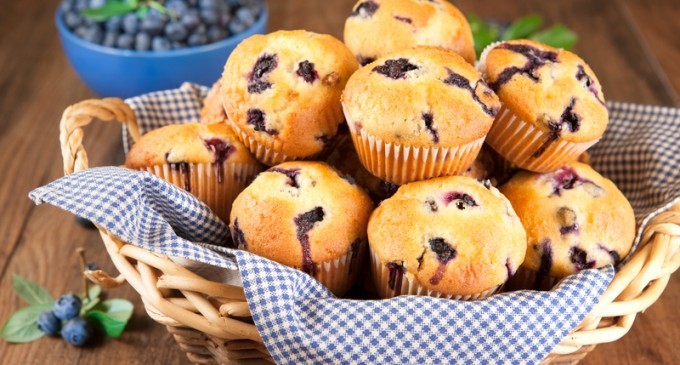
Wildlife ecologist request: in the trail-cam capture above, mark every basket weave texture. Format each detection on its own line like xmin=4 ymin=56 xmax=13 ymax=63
xmin=59 ymin=98 xmax=680 ymax=365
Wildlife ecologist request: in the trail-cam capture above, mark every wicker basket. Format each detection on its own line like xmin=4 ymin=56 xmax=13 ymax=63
xmin=59 ymin=98 xmax=680 ymax=365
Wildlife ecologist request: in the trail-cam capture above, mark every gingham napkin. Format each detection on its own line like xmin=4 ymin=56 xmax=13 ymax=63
xmin=30 ymin=84 xmax=679 ymax=364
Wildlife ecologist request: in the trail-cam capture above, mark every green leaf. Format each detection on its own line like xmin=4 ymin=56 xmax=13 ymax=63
xmin=136 ymin=5 xmax=150 ymax=18
xmin=0 ymin=304 xmax=52 ymax=343
xmin=12 ymin=274 xmax=53 ymax=306
xmin=86 ymin=299 xmax=133 ymax=338
xmin=127 ymin=0 xmax=139 ymax=7
xmin=82 ymin=1 xmax=136 ymax=21
xmin=148 ymin=1 xmax=167 ymax=15
xmin=88 ymin=285 xmax=102 ymax=301
xmin=468 ymin=14 xmax=500 ymax=58
xmin=501 ymin=14 xmax=543 ymax=41
xmin=530 ymin=24 xmax=578 ymax=50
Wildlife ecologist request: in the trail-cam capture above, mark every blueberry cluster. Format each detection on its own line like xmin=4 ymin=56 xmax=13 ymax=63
xmin=60 ymin=0 xmax=263 ymax=51
xmin=37 ymin=293 xmax=92 ymax=346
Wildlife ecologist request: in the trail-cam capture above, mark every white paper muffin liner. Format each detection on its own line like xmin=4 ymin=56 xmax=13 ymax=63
xmin=142 ymin=162 xmax=263 ymax=224
xmin=505 ymin=266 xmax=562 ymax=292
xmin=346 ymin=119 xmax=485 ymax=185
xmin=369 ymin=247 xmax=500 ymax=301
xmin=476 ymin=40 xmax=504 ymax=79
xmin=313 ymin=238 xmax=366 ymax=297
xmin=485 ymin=105 xmax=599 ymax=172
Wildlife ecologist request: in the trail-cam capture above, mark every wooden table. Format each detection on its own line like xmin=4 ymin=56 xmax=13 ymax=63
xmin=0 ymin=0 xmax=677 ymax=364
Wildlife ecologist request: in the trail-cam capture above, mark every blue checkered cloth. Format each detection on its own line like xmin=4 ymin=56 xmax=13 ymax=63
xmin=30 ymin=84 xmax=679 ymax=364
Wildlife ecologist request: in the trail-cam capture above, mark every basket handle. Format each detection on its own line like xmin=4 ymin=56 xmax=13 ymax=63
xmin=59 ymin=98 xmax=140 ymax=175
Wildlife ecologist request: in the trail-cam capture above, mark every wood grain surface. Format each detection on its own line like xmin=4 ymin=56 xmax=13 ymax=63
xmin=0 ymin=0 xmax=677 ymax=364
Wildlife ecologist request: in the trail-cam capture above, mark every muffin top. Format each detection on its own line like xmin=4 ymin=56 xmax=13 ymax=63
xmin=342 ymin=47 xmax=500 ymax=147
xmin=368 ymin=176 xmax=527 ymax=296
xmin=230 ymin=161 xmax=374 ymax=274
xmin=200 ymin=81 xmax=228 ymax=124
xmin=499 ymin=162 xmax=635 ymax=278
xmin=343 ymin=0 xmax=475 ymax=65
xmin=125 ymin=122 xmax=258 ymax=168
xmin=479 ymin=40 xmax=608 ymax=143
xmin=221 ymin=30 xmax=359 ymax=158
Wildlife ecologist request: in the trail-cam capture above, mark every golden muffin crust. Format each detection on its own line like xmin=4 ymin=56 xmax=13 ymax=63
xmin=479 ymin=40 xmax=608 ymax=143
xmin=200 ymin=81 xmax=228 ymax=124
xmin=230 ymin=161 xmax=374 ymax=273
xmin=342 ymin=46 xmax=500 ymax=147
xmin=125 ymin=122 xmax=257 ymax=168
xmin=500 ymin=162 xmax=635 ymax=278
xmin=368 ymin=176 xmax=527 ymax=296
xmin=221 ymin=30 xmax=359 ymax=158
xmin=343 ymin=0 xmax=475 ymax=65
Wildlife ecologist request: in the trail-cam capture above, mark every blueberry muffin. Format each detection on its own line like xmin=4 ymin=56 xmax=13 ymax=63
xmin=342 ymin=46 xmax=501 ymax=185
xmin=230 ymin=161 xmax=374 ymax=296
xmin=368 ymin=176 xmax=527 ymax=299
xmin=478 ymin=40 xmax=608 ymax=172
xmin=125 ymin=122 xmax=264 ymax=224
xmin=500 ymin=162 xmax=635 ymax=290
xmin=221 ymin=30 xmax=359 ymax=166
xmin=344 ymin=0 xmax=475 ymax=65
xmin=200 ymin=80 xmax=228 ymax=124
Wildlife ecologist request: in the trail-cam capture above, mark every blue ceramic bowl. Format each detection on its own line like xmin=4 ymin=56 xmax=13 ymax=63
xmin=55 ymin=7 xmax=267 ymax=98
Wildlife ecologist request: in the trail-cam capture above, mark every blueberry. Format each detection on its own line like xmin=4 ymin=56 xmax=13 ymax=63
xmin=60 ymin=0 xmax=75 ymax=13
xmin=122 ymin=13 xmax=139 ymax=34
xmin=63 ymin=11 xmax=83 ymax=29
xmin=200 ymin=9 xmax=219 ymax=25
xmin=165 ymin=21 xmax=188 ymax=41
xmin=85 ymin=262 xmax=100 ymax=271
xmin=181 ymin=9 xmax=202 ymax=31
xmin=102 ymin=31 xmax=117 ymax=47
xmin=207 ymin=25 xmax=227 ymax=42
xmin=135 ymin=32 xmax=151 ymax=51
xmin=82 ymin=26 xmax=104 ymax=44
xmin=152 ymin=36 xmax=172 ymax=51
xmin=53 ymin=294 xmax=82 ymax=320
xmin=218 ymin=9 xmax=232 ymax=27
xmin=89 ymin=0 xmax=106 ymax=8
xmin=166 ymin=0 xmax=189 ymax=16
xmin=74 ymin=26 xmax=89 ymax=38
xmin=172 ymin=41 xmax=187 ymax=49
xmin=37 ymin=311 xmax=61 ymax=336
xmin=235 ymin=7 xmax=255 ymax=27
xmin=105 ymin=16 xmax=122 ymax=32
xmin=187 ymin=33 xmax=208 ymax=46
xmin=141 ymin=14 xmax=166 ymax=36
xmin=116 ymin=33 xmax=134 ymax=49
xmin=199 ymin=0 xmax=220 ymax=9
xmin=75 ymin=0 xmax=88 ymax=11
xmin=228 ymin=18 xmax=247 ymax=34
xmin=61 ymin=317 xmax=91 ymax=347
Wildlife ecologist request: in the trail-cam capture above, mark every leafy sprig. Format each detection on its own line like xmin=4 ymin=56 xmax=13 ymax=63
xmin=82 ymin=0 xmax=169 ymax=21
xmin=468 ymin=14 xmax=578 ymax=57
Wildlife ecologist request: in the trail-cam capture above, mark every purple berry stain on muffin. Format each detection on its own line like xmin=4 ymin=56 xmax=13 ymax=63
xmin=534 ymin=239 xmax=553 ymax=288
xmin=576 ymin=65 xmax=604 ymax=105
xmin=489 ymin=43 xmax=558 ymax=91
xmin=505 ymin=258 xmax=516 ymax=278
xmin=294 ymin=207 xmax=325 ymax=275
xmin=421 ymin=112 xmax=439 ymax=143
xmin=165 ymin=153 xmax=192 ymax=192
xmin=297 ymin=60 xmax=319 ymax=84
xmin=442 ymin=192 xmax=478 ymax=210
xmin=348 ymin=237 xmax=365 ymax=274
xmin=386 ymin=262 xmax=405 ymax=293
xmin=394 ymin=16 xmax=412 ymax=24
xmin=428 ymin=237 xmax=457 ymax=285
xmin=570 ymin=246 xmax=596 ymax=271
xmin=557 ymin=207 xmax=579 ymax=235
xmin=351 ymin=1 xmax=379 ymax=18
xmin=247 ymin=108 xmax=278 ymax=135
xmin=549 ymin=166 xmax=602 ymax=197
xmin=247 ymin=54 xmax=278 ymax=94
xmin=533 ymin=98 xmax=582 ymax=157
xmin=357 ymin=55 xmax=376 ymax=66
xmin=204 ymin=138 xmax=234 ymax=183
xmin=442 ymin=69 xmax=498 ymax=116
xmin=373 ymin=58 xmax=419 ymax=80
xmin=268 ymin=167 xmax=300 ymax=188
xmin=598 ymin=244 xmax=621 ymax=264
xmin=231 ymin=218 xmax=246 ymax=249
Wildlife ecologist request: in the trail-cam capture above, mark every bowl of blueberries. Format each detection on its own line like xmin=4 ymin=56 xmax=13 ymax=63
xmin=56 ymin=0 xmax=267 ymax=98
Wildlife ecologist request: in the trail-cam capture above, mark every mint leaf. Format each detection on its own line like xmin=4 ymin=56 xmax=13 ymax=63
xmin=82 ymin=2 xmax=136 ymax=21
xmin=80 ymin=285 xmax=102 ymax=315
xmin=87 ymin=299 xmax=133 ymax=338
xmin=127 ymin=0 xmax=139 ymax=7
xmin=530 ymin=24 xmax=578 ymax=50
xmin=88 ymin=285 xmax=102 ymax=301
xmin=148 ymin=1 xmax=167 ymax=15
xmin=501 ymin=14 xmax=543 ymax=40
xmin=468 ymin=14 xmax=500 ymax=58
xmin=0 ymin=304 xmax=52 ymax=343
xmin=136 ymin=5 xmax=150 ymax=18
xmin=12 ymin=274 xmax=53 ymax=306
